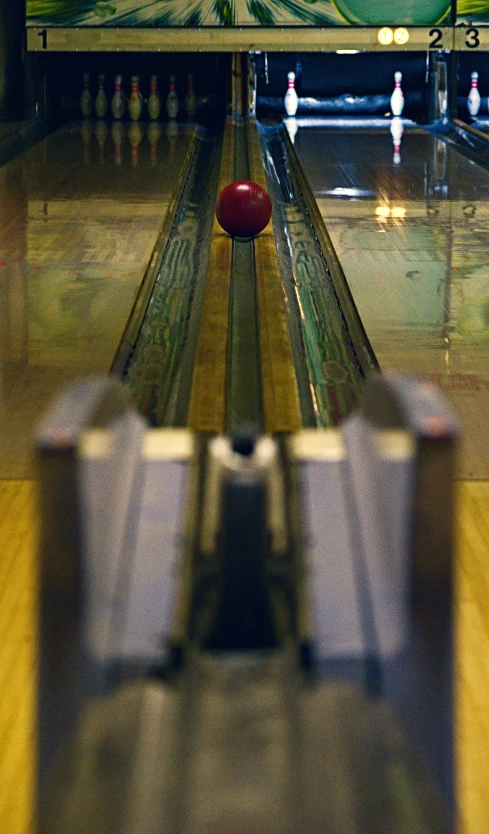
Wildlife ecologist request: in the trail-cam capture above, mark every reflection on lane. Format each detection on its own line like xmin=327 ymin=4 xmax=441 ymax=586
xmin=297 ymin=127 xmax=489 ymax=477
xmin=0 ymin=121 xmax=193 ymax=477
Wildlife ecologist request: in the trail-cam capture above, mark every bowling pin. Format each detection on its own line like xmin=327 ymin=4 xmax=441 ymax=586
xmin=284 ymin=71 xmax=298 ymax=117
xmin=128 ymin=75 xmax=143 ymax=122
xmin=390 ymin=116 xmax=404 ymax=165
xmin=146 ymin=121 xmax=161 ymax=165
xmin=94 ymin=119 xmax=108 ymax=165
xmin=111 ymin=74 xmax=125 ymax=120
xmin=185 ymin=74 xmax=197 ymax=120
xmin=390 ymin=71 xmax=404 ymax=117
xmin=166 ymin=75 xmax=179 ymax=120
xmin=147 ymin=75 xmax=161 ymax=121
xmin=80 ymin=73 xmax=92 ymax=117
xmin=468 ymin=71 xmax=481 ymax=117
xmin=94 ymin=74 xmax=108 ymax=119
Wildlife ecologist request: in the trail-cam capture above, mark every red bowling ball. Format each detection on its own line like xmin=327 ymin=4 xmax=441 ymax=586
xmin=215 ymin=180 xmax=272 ymax=239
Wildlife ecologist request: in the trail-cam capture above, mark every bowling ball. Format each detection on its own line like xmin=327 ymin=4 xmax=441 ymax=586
xmin=332 ymin=0 xmax=449 ymax=24
xmin=215 ymin=180 xmax=272 ymax=239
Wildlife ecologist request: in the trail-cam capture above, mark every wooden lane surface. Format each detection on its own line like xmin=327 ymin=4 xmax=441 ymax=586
xmin=0 ymin=122 xmax=194 ymax=480
xmin=0 ymin=480 xmax=37 ymax=834
xmin=296 ymin=128 xmax=489 ymax=479
xmin=455 ymin=481 xmax=489 ymax=834
xmin=1 ymin=476 xmax=488 ymax=832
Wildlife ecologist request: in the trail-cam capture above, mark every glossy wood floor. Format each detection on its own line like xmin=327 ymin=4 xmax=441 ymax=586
xmin=297 ymin=126 xmax=489 ymax=480
xmin=0 ymin=120 xmax=194 ymax=479
xmin=455 ymin=481 xmax=489 ymax=834
xmin=0 ymin=480 xmax=37 ymax=834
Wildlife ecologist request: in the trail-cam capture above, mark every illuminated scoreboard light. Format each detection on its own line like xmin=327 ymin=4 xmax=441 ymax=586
xmin=377 ymin=27 xmax=394 ymax=45
xmin=376 ymin=25 xmax=456 ymax=50
xmin=377 ymin=27 xmax=410 ymax=46
xmin=394 ymin=27 xmax=409 ymax=45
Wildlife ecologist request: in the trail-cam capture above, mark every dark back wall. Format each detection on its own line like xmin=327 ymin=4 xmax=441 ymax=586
xmin=256 ymin=52 xmax=427 ymax=99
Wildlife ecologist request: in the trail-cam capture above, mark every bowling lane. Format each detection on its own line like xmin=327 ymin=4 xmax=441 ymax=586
xmin=0 ymin=120 xmax=194 ymax=478
xmin=296 ymin=125 xmax=489 ymax=478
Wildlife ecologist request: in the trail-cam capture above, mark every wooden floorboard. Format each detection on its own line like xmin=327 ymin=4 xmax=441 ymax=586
xmin=0 ymin=480 xmax=37 ymax=834
xmin=456 ymin=481 xmax=489 ymax=834
xmin=0 ymin=123 xmax=194 ymax=479
xmin=0 ymin=477 xmax=487 ymax=832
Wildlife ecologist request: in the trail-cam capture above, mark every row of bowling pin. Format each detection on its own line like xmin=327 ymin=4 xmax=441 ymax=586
xmin=284 ymin=70 xmax=406 ymax=117
xmin=81 ymin=73 xmax=196 ymax=121
xmin=80 ymin=118 xmax=180 ymax=165
xmin=392 ymin=72 xmax=487 ymax=122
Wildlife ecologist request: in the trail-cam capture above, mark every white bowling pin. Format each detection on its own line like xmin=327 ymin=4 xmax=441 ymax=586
xmin=166 ymin=75 xmax=179 ymax=120
xmin=284 ymin=71 xmax=298 ymax=117
xmin=111 ymin=74 xmax=125 ymax=120
xmin=390 ymin=116 xmax=404 ymax=165
xmin=147 ymin=75 xmax=161 ymax=121
xmin=80 ymin=74 xmax=92 ymax=117
xmin=468 ymin=71 xmax=481 ymax=117
xmin=128 ymin=76 xmax=143 ymax=122
xmin=94 ymin=74 xmax=108 ymax=119
xmin=390 ymin=71 xmax=404 ymax=117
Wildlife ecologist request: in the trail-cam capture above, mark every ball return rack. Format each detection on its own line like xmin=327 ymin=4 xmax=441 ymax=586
xmin=36 ymin=372 xmax=459 ymax=833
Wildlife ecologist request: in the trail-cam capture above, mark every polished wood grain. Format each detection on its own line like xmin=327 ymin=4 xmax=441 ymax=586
xmin=298 ymin=128 xmax=489 ymax=480
xmin=0 ymin=123 xmax=194 ymax=480
xmin=187 ymin=121 xmax=234 ymax=433
xmin=0 ymin=480 xmax=37 ymax=834
xmin=456 ymin=481 xmax=489 ymax=834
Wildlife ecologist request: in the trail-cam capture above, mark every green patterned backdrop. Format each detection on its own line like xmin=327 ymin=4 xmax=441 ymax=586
xmin=26 ymin=0 xmax=452 ymax=27
xmin=458 ymin=0 xmax=489 ymax=21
